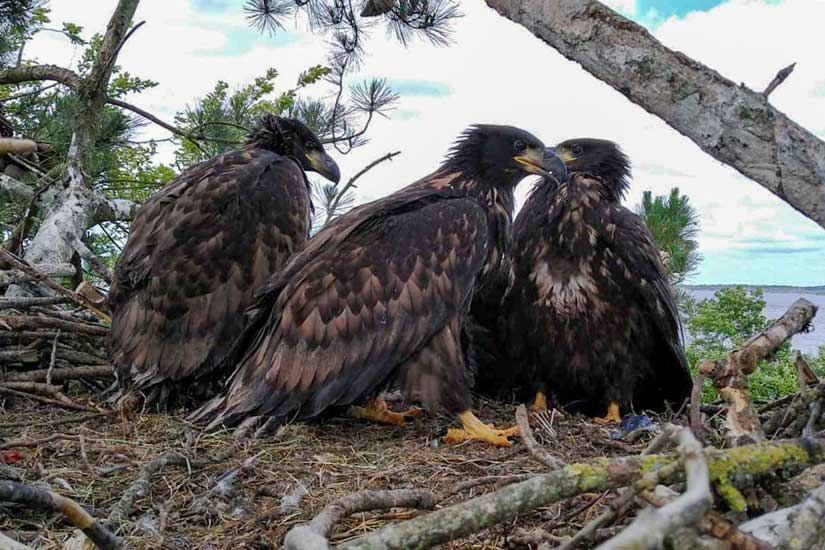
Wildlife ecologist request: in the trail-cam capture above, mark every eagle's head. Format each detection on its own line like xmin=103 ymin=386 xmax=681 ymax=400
xmin=553 ymin=138 xmax=630 ymax=200
xmin=444 ymin=125 xmax=566 ymax=187
xmin=247 ymin=115 xmax=341 ymax=183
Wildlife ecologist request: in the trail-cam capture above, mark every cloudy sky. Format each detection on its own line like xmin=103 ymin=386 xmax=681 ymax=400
xmin=26 ymin=0 xmax=825 ymax=286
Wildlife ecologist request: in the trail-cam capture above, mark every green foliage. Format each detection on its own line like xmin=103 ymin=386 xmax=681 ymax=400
xmin=0 ymin=3 xmax=87 ymax=69
xmin=687 ymin=286 xmax=767 ymax=361
xmin=636 ymin=187 xmax=701 ymax=286
xmin=60 ymin=21 xmax=84 ymax=45
xmin=685 ymin=286 xmax=825 ymax=403
xmin=172 ymin=66 xmax=331 ymax=170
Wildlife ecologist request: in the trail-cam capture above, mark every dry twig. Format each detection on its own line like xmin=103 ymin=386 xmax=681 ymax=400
xmin=516 ymin=404 xmax=564 ymax=470
xmin=107 ymin=452 xmax=192 ymax=527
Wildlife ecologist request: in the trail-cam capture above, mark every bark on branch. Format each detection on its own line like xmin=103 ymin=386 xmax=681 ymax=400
xmin=283 ymin=489 xmax=436 ymax=550
xmin=0 ymin=174 xmax=34 ymax=204
xmin=0 ymin=64 xmax=81 ymax=88
xmin=482 ymin=0 xmax=825 ymax=229
xmin=338 ymin=438 xmax=825 ymax=549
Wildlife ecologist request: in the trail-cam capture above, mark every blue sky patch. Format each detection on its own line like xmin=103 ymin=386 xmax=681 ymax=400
xmin=698 ymin=247 xmax=825 ymax=285
xmin=394 ymin=109 xmax=422 ymax=120
xmin=192 ymin=0 xmax=237 ymax=13
xmin=194 ymin=23 xmax=301 ymax=56
xmin=383 ymin=79 xmax=452 ymax=97
xmin=626 ymin=0 xmax=729 ymax=29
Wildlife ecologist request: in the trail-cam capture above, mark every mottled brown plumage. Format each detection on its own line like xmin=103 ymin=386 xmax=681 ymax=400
xmin=190 ymin=125 xmax=565 ymax=444
xmin=108 ymin=115 xmax=340 ymax=407
xmin=500 ymin=139 xmax=691 ymax=416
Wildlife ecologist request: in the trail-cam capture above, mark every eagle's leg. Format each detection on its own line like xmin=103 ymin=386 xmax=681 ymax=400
xmin=349 ymin=395 xmax=423 ymax=426
xmin=529 ymin=390 xmax=548 ymax=412
xmin=594 ymin=401 xmax=621 ymax=424
xmin=442 ymin=410 xmax=520 ymax=447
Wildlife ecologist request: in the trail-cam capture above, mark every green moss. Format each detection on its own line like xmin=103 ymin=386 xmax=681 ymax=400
xmin=707 ymin=443 xmax=810 ymax=511
xmin=717 ymin=482 xmax=747 ymax=512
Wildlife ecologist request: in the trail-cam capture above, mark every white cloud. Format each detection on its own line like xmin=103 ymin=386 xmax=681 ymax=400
xmin=602 ymin=0 xmax=637 ymax=16
xmin=24 ymin=0 xmax=825 ymax=285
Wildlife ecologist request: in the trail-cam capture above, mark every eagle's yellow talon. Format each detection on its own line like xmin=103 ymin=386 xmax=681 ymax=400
xmin=594 ymin=401 xmax=621 ymax=424
xmin=441 ymin=410 xmax=519 ymax=447
xmin=529 ymin=391 xmax=548 ymax=412
xmin=349 ymin=396 xmax=420 ymax=426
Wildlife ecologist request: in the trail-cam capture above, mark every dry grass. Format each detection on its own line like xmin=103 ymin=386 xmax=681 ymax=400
xmin=1 ymin=396 xmax=659 ymax=549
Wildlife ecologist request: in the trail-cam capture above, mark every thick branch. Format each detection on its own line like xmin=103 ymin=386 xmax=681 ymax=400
xmin=1 ymin=366 xmax=112 ymax=384
xmin=12 ymin=0 xmax=140 ymax=287
xmin=0 ymin=249 xmax=111 ymax=321
xmin=0 ymin=480 xmax=123 ymax=550
xmin=0 ymin=138 xmax=38 ymax=155
xmin=777 ymin=481 xmax=825 ymax=549
xmin=338 ymin=438 xmax=825 ymax=549
xmin=0 ymin=532 xmax=35 ymax=550
xmin=597 ymin=429 xmax=712 ymax=549
xmin=482 ymin=0 xmax=825 ymax=229
xmin=284 ymin=489 xmax=435 ymax=550
xmin=0 ymin=264 xmax=76 ymax=287
xmin=0 ymin=64 xmax=80 ymax=87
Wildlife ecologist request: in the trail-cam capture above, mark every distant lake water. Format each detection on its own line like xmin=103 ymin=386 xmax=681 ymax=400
xmin=686 ymin=290 xmax=825 ymax=356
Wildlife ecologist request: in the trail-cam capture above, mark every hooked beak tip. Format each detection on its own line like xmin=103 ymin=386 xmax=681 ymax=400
xmin=543 ymin=148 xmax=567 ymax=182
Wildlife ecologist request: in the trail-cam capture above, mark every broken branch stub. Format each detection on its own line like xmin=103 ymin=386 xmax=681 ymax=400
xmin=700 ymin=298 xmax=818 ymax=446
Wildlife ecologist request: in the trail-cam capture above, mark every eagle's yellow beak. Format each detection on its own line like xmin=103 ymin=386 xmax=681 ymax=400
xmin=515 ymin=147 xmax=567 ymax=181
xmin=306 ymin=150 xmax=341 ymax=183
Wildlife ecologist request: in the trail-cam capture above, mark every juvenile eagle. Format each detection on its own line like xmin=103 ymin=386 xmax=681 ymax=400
xmin=502 ymin=138 xmax=691 ymax=421
xmin=108 ymin=115 xmax=340 ymax=407
xmin=190 ymin=125 xmax=566 ymax=446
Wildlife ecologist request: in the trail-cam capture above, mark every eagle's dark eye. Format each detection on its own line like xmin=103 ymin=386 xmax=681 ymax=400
xmin=572 ymin=145 xmax=584 ymax=156
xmin=513 ymin=139 xmax=526 ymax=153
xmin=305 ymin=141 xmax=316 ymax=150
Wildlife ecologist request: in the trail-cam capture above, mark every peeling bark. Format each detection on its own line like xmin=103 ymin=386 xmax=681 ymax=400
xmin=2 ymin=0 xmax=140 ymax=295
xmin=699 ymin=298 xmax=818 ymax=446
xmin=482 ymin=0 xmax=825 ymax=229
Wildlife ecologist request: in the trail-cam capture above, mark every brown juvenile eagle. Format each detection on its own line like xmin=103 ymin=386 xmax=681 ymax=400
xmin=190 ymin=125 xmax=566 ymax=446
xmin=501 ymin=138 xmax=691 ymax=422
xmin=108 ymin=115 xmax=340 ymax=407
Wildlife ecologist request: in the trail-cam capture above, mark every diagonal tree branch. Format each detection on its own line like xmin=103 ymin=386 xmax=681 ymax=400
xmin=482 ymin=0 xmax=825 ymax=229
